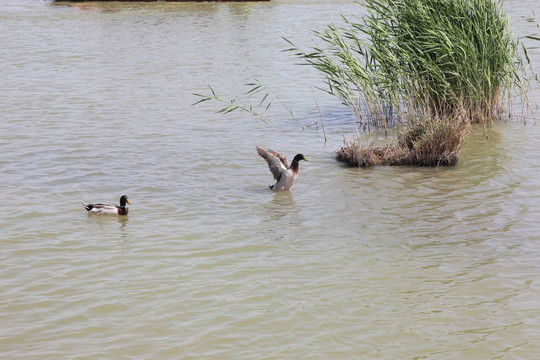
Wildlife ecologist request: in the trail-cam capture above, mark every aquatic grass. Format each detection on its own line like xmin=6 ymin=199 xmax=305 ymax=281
xmin=287 ymin=0 xmax=532 ymax=126
xmin=396 ymin=110 xmax=469 ymax=166
xmin=336 ymin=140 xmax=381 ymax=167
xmin=337 ymin=109 xmax=468 ymax=167
xmin=193 ymin=83 xmax=290 ymax=131
xmin=195 ymin=0 xmax=538 ymax=167
xmin=287 ymin=0 xmax=536 ymax=166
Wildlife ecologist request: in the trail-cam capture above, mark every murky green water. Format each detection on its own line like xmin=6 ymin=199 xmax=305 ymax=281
xmin=1 ymin=1 xmax=539 ymax=359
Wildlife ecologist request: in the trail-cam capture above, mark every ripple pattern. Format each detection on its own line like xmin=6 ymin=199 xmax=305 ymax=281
xmin=1 ymin=1 xmax=540 ymax=359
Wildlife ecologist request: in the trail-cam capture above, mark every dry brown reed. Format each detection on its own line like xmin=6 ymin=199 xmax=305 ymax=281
xmin=337 ymin=109 xmax=469 ymax=167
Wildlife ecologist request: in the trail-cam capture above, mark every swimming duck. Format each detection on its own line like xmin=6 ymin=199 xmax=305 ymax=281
xmin=257 ymin=147 xmax=308 ymax=191
xmin=83 ymin=195 xmax=131 ymax=215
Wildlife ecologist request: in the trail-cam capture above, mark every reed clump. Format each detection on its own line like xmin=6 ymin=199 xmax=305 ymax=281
xmin=397 ymin=111 xmax=469 ymax=166
xmin=287 ymin=0 xmax=534 ymax=166
xmin=336 ymin=141 xmax=380 ymax=167
xmin=338 ymin=111 xmax=468 ymax=167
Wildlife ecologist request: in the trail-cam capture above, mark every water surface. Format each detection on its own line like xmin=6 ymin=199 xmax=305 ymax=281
xmin=1 ymin=1 xmax=539 ymax=359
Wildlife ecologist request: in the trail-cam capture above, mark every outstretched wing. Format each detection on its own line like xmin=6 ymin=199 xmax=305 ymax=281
xmin=267 ymin=149 xmax=290 ymax=168
xmin=257 ymin=147 xmax=288 ymax=181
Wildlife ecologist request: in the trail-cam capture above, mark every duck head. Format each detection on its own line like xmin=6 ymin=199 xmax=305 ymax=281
xmin=119 ymin=195 xmax=131 ymax=207
xmin=293 ymin=154 xmax=308 ymax=163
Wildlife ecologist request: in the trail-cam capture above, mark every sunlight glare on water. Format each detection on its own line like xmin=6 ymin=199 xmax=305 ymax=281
xmin=1 ymin=1 xmax=539 ymax=359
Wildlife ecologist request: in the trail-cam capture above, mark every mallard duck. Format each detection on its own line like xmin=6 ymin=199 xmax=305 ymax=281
xmin=257 ymin=147 xmax=308 ymax=191
xmin=83 ymin=195 xmax=131 ymax=215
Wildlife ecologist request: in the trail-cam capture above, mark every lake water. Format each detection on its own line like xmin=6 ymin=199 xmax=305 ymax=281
xmin=1 ymin=1 xmax=540 ymax=359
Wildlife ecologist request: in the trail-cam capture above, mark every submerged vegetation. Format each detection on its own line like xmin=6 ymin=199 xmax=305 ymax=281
xmin=287 ymin=0 xmax=536 ymax=166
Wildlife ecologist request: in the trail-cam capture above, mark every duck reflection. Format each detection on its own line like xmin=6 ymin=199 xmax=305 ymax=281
xmin=257 ymin=191 xmax=303 ymax=242
xmin=267 ymin=191 xmax=299 ymax=220
xmin=117 ymin=215 xmax=129 ymax=229
xmin=85 ymin=212 xmax=129 ymax=240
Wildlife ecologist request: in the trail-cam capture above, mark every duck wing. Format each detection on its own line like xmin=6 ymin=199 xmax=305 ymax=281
xmin=257 ymin=147 xmax=288 ymax=181
xmin=267 ymin=149 xmax=290 ymax=168
xmin=89 ymin=203 xmax=112 ymax=209
xmin=83 ymin=203 xmax=115 ymax=211
xmin=83 ymin=203 xmax=108 ymax=211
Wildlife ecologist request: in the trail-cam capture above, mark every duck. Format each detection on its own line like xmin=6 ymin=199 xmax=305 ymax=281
xmin=83 ymin=195 xmax=131 ymax=215
xmin=257 ymin=147 xmax=308 ymax=191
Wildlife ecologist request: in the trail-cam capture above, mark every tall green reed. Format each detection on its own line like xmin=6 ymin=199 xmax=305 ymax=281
xmin=287 ymin=0 xmax=536 ymax=166
xmin=194 ymin=0 xmax=537 ymax=166
xmin=286 ymin=0 xmax=532 ymax=127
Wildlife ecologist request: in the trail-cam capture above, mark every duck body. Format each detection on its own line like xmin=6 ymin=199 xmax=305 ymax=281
xmin=84 ymin=195 xmax=130 ymax=215
xmin=256 ymin=147 xmax=308 ymax=191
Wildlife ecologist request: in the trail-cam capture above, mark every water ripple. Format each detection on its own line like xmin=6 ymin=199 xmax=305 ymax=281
xmin=1 ymin=1 xmax=540 ymax=359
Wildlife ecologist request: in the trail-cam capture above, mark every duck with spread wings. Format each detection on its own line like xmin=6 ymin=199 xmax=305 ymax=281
xmin=256 ymin=147 xmax=308 ymax=191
